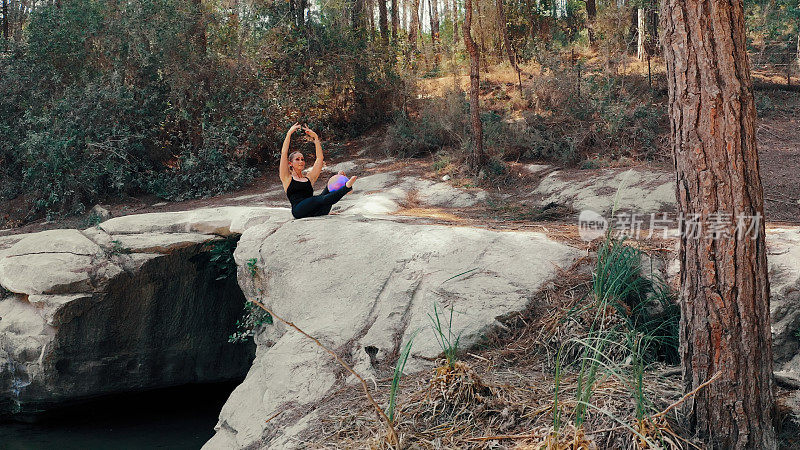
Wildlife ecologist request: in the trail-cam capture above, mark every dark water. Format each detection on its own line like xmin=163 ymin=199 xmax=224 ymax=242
xmin=0 ymin=381 xmax=239 ymax=450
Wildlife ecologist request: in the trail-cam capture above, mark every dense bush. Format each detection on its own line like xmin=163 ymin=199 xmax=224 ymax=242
xmin=0 ymin=0 xmax=402 ymax=219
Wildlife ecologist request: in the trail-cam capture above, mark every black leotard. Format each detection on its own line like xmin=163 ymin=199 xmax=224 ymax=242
xmin=286 ymin=178 xmax=314 ymax=208
xmin=285 ymin=177 xmax=352 ymax=219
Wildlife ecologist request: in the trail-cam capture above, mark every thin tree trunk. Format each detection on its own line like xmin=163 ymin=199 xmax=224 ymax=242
xmin=298 ymin=0 xmax=306 ymax=27
xmin=2 ymin=0 xmax=8 ymax=49
xmin=585 ymin=0 xmax=596 ymax=44
xmin=366 ymin=0 xmax=374 ymax=36
xmin=661 ymin=0 xmax=776 ymax=448
xmin=451 ymin=0 xmax=459 ymax=45
xmin=353 ymin=0 xmax=366 ymax=31
xmin=429 ymin=0 xmax=439 ymax=44
xmin=391 ymin=0 xmax=398 ymax=40
xmin=463 ymin=0 xmax=483 ymax=173
xmin=409 ymin=0 xmax=420 ymax=51
xmin=495 ymin=0 xmax=520 ymax=87
xmin=637 ymin=7 xmax=645 ymax=60
xmin=429 ymin=0 xmax=440 ymax=64
xmin=379 ymin=0 xmax=389 ymax=41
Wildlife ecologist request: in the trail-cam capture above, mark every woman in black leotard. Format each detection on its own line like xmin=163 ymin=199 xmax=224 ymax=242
xmin=279 ymin=123 xmax=357 ymax=219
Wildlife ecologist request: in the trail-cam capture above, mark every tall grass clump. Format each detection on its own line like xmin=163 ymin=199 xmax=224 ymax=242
xmin=555 ymin=232 xmax=679 ymax=442
xmin=428 ymin=303 xmax=462 ymax=368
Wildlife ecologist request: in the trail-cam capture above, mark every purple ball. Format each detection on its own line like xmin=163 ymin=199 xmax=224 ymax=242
xmin=327 ymin=174 xmax=349 ymax=192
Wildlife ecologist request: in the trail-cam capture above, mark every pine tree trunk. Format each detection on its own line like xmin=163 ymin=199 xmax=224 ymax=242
xmin=585 ymin=0 xmax=596 ymax=44
xmin=463 ymin=0 xmax=484 ymax=173
xmin=379 ymin=0 xmax=389 ymax=41
xmin=409 ymin=0 xmax=420 ymax=51
xmin=391 ymin=0 xmax=398 ymax=41
xmin=429 ymin=0 xmax=440 ymax=64
xmin=429 ymin=0 xmax=439 ymax=45
xmin=661 ymin=0 xmax=776 ymax=447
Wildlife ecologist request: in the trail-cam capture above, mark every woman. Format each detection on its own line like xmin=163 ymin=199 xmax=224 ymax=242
xmin=279 ymin=123 xmax=357 ymax=219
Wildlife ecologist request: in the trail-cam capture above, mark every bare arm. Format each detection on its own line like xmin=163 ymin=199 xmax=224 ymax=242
xmin=305 ymin=127 xmax=325 ymax=184
xmin=279 ymin=123 xmax=301 ymax=190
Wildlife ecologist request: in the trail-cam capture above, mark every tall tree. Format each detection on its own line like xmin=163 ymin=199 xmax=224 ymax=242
xmin=428 ymin=0 xmax=439 ymax=44
xmin=379 ymin=0 xmax=389 ymax=41
xmin=409 ymin=0 xmax=420 ymax=51
xmin=391 ymin=0 xmax=398 ymax=40
xmin=463 ymin=0 xmax=484 ymax=172
xmin=2 ymin=0 xmax=8 ymax=50
xmin=637 ymin=7 xmax=645 ymax=60
xmin=661 ymin=0 xmax=776 ymax=447
xmin=353 ymin=0 xmax=366 ymax=31
xmin=585 ymin=0 xmax=596 ymax=43
xmin=495 ymin=0 xmax=521 ymax=89
xmin=428 ymin=0 xmax=440 ymax=63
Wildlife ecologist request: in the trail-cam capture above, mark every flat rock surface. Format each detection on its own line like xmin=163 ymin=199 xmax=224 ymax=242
xmin=530 ymin=167 xmax=676 ymax=215
xmin=205 ymin=216 xmax=581 ymax=449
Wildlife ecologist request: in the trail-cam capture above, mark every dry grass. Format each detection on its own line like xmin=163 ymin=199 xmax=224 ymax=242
xmin=289 ymin=260 xmax=698 ymax=449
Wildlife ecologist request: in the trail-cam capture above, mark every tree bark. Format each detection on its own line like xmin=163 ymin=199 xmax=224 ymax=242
xmin=585 ymin=0 xmax=596 ymax=44
xmin=391 ymin=0 xmax=398 ymax=41
xmin=2 ymin=0 xmax=8 ymax=49
xmin=637 ymin=7 xmax=645 ymax=60
xmin=429 ymin=0 xmax=439 ymax=45
xmin=429 ymin=0 xmax=440 ymax=64
xmin=661 ymin=0 xmax=776 ymax=448
xmin=353 ymin=0 xmax=366 ymax=31
xmin=463 ymin=0 xmax=484 ymax=173
xmin=409 ymin=0 xmax=420 ymax=51
xmin=379 ymin=0 xmax=389 ymax=42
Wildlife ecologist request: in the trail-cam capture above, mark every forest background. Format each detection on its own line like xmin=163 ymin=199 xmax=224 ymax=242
xmin=0 ymin=0 xmax=798 ymax=222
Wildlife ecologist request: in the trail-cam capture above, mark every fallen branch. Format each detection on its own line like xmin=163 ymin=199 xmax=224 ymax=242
xmin=466 ymin=432 xmax=538 ymax=442
xmin=249 ymin=298 xmax=400 ymax=447
xmin=653 ymin=371 xmax=722 ymax=419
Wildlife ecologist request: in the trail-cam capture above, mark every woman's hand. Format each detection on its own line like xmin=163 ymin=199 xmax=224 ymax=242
xmin=287 ymin=122 xmax=302 ymax=136
xmin=302 ymin=126 xmax=319 ymax=142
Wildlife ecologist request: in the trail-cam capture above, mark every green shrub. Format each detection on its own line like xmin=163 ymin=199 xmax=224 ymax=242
xmin=206 ymin=237 xmax=240 ymax=282
xmin=0 ymin=0 xmax=403 ymax=220
xmin=229 ymin=300 xmax=273 ymax=343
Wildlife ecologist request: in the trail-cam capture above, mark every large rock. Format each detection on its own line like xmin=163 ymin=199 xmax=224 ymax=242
xmin=0 ymin=207 xmax=290 ymax=416
xmin=767 ymin=227 xmax=800 ymax=376
xmin=332 ymin=172 xmax=488 ymax=216
xmin=530 ymin=167 xmax=676 ymax=215
xmin=205 ymin=216 xmax=581 ymax=449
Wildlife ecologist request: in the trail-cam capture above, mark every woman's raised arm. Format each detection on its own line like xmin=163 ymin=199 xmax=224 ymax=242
xmin=305 ymin=127 xmax=325 ymax=184
xmin=279 ymin=123 xmax=301 ymax=188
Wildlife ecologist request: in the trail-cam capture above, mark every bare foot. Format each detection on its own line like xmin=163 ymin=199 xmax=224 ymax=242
xmin=345 ymin=175 xmax=357 ymax=188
